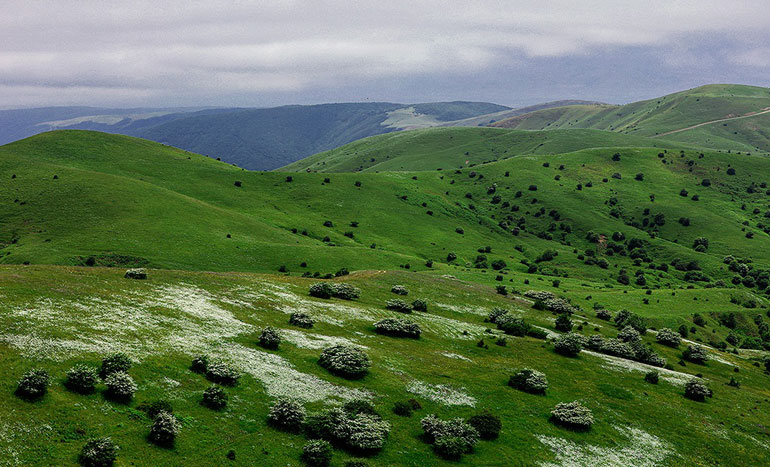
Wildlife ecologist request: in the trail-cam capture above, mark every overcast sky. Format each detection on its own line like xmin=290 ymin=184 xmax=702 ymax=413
xmin=2 ymin=0 xmax=769 ymax=109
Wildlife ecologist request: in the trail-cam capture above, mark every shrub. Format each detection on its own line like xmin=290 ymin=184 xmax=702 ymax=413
xmin=488 ymin=307 xmax=509 ymax=323
xmin=309 ymin=282 xmax=335 ymax=299
xmin=614 ymin=310 xmax=647 ymax=334
xmin=645 ymin=371 xmax=659 ymax=384
xmin=99 ymin=353 xmax=132 ymax=379
xmin=656 ymin=328 xmax=681 ymax=347
xmin=524 ymin=290 xmax=556 ymax=301
xmin=420 ymin=415 xmax=480 ymax=454
xmin=599 ymin=338 xmax=636 ymax=360
xmin=259 ymin=326 xmax=281 ymax=349
xmin=618 ymin=325 xmax=641 ymax=344
xmin=143 ymin=400 xmax=173 ymax=419
xmin=302 ymin=439 xmax=333 ymax=466
xmin=78 ymin=437 xmax=118 ymax=467
xmin=201 ymin=385 xmax=228 ymax=410
xmin=496 ymin=315 xmax=530 ymax=336
xmin=16 ymin=369 xmax=50 ymax=399
xmin=268 ymin=397 xmax=306 ymax=431
xmin=190 ymin=355 xmax=209 ymax=373
xmin=374 ymin=318 xmax=421 ymax=338
xmin=585 ymin=334 xmax=604 ymax=351
xmin=434 ymin=436 xmax=468 ymax=460
xmin=509 ymin=368 xmax=548 ymax=394
xmin=333 ymin=283 xmax=361 ymax=300
xmin=550 ymin=401 xmax=594 ymax=430
xmin=684 ymin=378 xmax=712 ymax=401
xmin=683 ymin=345 xmax=709 ymax=364
xmin=104 ymin=372 xmax=136 ymax=402
xmin=205 ymin=361 xmax=241 ymax=386
xmin=467 ymin=412 xmax=502 ymax=440
xmin=491 ymin=259 xmax=507 ymax=270
xmin=148 ymin=411 xmax=180 ymax=447
xmin=527 ymin=327 xmax=549 ymax=339
xmin=66 ymin=365 xmax=99 ymax=394
xmin=555 ymin=314 xmax=573 ymax=332
xmin=338 ymin=412 xmax=391 ymax=451
xmin=344 ymin=461 xmax=368 ymax=467
xmin=554 ymin=333 xmax=583 ymax=357
xmin=319 ymin=345 xmax=371 ymax=378
xmin=391 ymin=285 xmax=409 ymax=295
xmin=447 ymin=252 xmax=457 ymax=262
xmin=385 ymin=299 xmax=412 ymax=313
xmin=290 ymin=312 xmax=315 ymax=329
xmin=411 ymin=299 xmax=428 ymax=312
xmin=596 ymin=309 xmax=612 ymax=320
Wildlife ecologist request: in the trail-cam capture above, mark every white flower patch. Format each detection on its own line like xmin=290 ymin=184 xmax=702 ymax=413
xmin=440 ymin=352 xmax=472 ymax=362
xmin=584 ymin=350 xmax=691 ymax=386
xmin=412 ymin=312 xmax=492 ymax=340
xmin=280 ymin=328 xmax=366 ymax=350
xmin=0 ymin=420 xmax=54 ymax=466
xmin=537 ymin=425 xmax=674 ymax=467
xmin=433 ymin=302 xmax=488 ymax=316
xmin=533 ymin=325 xmax=560 ymax=339
xmin=221 ymin=344 xmax=370 ymax=402
xmin=406 ymin=381 xmax=476 ymax=407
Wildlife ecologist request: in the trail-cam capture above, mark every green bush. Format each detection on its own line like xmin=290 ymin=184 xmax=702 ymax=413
xmin=683 ymin=345 xmax=709 ymax=364
xmin=496 ymin=315 xmax=530 ymax=336
xmin=190 ymin=355 xmax=209 ymax=373
xmin=385 ymin=299 xmax=412 ymax=313
xmin=148 ymin=411 xmax=180 ymax=447
xmin=309 ymin=282 xmax=335 ymax=299
xmin=65 ymin=364 xmax=99 ymax=394
xmin=555 ymin=314 xmax=573 ymax=332
xmin=259 ymin=326 xmax=281 ymax=349
xmin=319 ymin=345 xmax=371 ymax=378
xmin=99 ymin=353 xmax=132 ymax=379
xmin=374 ymin=318 xmax=421 ymax=338
xmin=684 ymin=378 xmax=712 ymax=401
xmin=614 ymin=310 xmax=647 ymax=333
xmin=143 ymin=400 xmax=173 ymax=419
xmin=268 ymin=397 xmax=306 ymax=431
xmin=467 ymin=412 xmax=502 ymax=440
xmin=205 ymin=361 xmax=241 ymax=386
xmin=290 ymin=312 xmax=315 ymax=329
xmin=392 ymin=401 xmax=413 ymax=417
xmin=645 ymin=371 xmax=659 ymax=384
xmin=527 ymin=327 xmax=549 ymax=339
xmin=301 ymin=440 xmax=333 ymax=467
xmin=509 ymin=368 xmax=548 ymax=394
xmin=16 ymin=369 xmax=50 ymax=399
xmin=78 ymin=437 xmax=118 ymax=467
xmin=488 ymin=307 xmax=509 ymax=323
xmin=333 ymin=283 xmax=361 ymax=300
xmin=656 ymin=328 xmax=681 ymax=347
xmin=420 ymin=415 xmax=479 ymax=459
xmin=391 ymin=285 xmax=409 ymax=295
xmin=550 ymin=401 xmax=594 ymax=430
xmin=104 ymin=372 xmax=136 ymax=402
xmin=411 ymin=299 xmax=428 ymax=312
xmin=554 ymin=333 xmax=583 ymax=357
xmin=201 ymin=385 xmax=228 ymax=410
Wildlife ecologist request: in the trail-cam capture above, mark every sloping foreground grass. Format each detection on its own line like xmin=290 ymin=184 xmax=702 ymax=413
xmin=1 ymin=265 xmax=770 ymax=465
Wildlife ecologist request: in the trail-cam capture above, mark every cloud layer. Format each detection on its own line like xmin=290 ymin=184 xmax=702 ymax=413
xmin=2 ymin=1 xmax=769 ymax=107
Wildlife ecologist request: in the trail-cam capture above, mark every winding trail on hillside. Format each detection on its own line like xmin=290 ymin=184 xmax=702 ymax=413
xmin=654 ymin=107 xmax=770 ymax=137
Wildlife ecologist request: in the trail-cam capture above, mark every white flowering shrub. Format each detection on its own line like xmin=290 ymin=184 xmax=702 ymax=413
xmin=201 ymin=385 xmax=228 ymax=410
xmin=374 ymin=318 xmax=421 ymax=338
xmin=496 ymin=315 xmax=530 ymax=336
xmin=99 ymin=352 xmax=132 ymax=379
xmin=268 ymin=397 xmax=306 ymax=431
xmin=585 ymin=334 xmax=605 ymax=351
xmin=79 ymin=437 xmax=119 ymax=467
xmin=104 ymin=371 xmax=137 ymax=402
xmin=309 ymin=282 xmax=335 ymax=299
xmin=205 ymin=361 xmax=241 ymax=386
xmin=290 ymin=311 xmax=315 ymax=329
xmin=259 ymin=326 xmax=281 ymax=349
xmin=301 ymin=439 xmax=333 ymax=467
xmin=337 ymin=413 xmax=391 ymax=451
xmin=385 ymin=299 xmax=412 ymax=313
xmin=149 ymin=411 xmax=180 ymax=447
xmin=554 ymin=333 xmax=583 ymax=357
xmin=683 ymin=344 xmax=709 ymax=364
xmin=543 ymin=298 xmax=576 ymax=314
xmin=684 ymin=378 xmax=712 ymax=401
xmin=391 ymin=285 xmax=409 ymax=295
xmin=509 ymin=368 xmax=548 ymax=394
xmin=618 ymin=326 xmax=641 ymax=343
xmin=600 ymin=338 xmax=636 ymax=360
xmin=434 ymin=436 xmax=468 ymax=460
xmin=16 ymin=368 xmax=50 ymax=399
xmin=333 ymin=283 xmax=361 ymax=300
xmin=65 ymin=364 xmax=99 ymax=394
xmin=420 ymin=414 xmax=480 ymax=459
xmin=487 ymin=307 xmax=509 ymax=323
xmin=550 ymin=401 xmax=594 ymax=430
xmin=524 ymin=290 xmax=555 ymax=301
xmin=595 ymin=309 xmax=612 ymax=321
xmin=655 ymin=328 xmax=681 ymax=347
xmin=319 ymin=345 xmax=371 ymax=378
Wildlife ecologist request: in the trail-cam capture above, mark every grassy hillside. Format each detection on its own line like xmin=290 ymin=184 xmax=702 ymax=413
xmin=2 ymin=265 xmax=770 ymax=465
xmin=491 ymin=84 xmax=770 ymax=153
xmin=282 ymin=127 xmax=681 ymax=173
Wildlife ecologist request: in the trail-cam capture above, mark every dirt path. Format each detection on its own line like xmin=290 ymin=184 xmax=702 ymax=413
xmin=654 ymin=107 xmax=770 ymax=137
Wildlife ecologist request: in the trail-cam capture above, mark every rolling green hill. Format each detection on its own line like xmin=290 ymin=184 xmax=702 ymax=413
xmin=5 ymin=129 xmax=770 ymax=465
xmin=491 ymin=84 xmax=770 ymax=153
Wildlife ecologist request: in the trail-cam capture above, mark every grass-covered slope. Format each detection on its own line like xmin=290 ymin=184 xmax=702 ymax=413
xmin=2 ymin=265 xmax=770 ymax=465
xmin=281 ymin=127 xmax=679 ymax=173
xmin=491 ymin=84 xmax=770 ymax=153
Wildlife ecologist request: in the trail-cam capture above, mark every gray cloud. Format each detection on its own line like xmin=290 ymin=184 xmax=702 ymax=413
xmin=1 ymin=1 xmax=769 ymax=107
